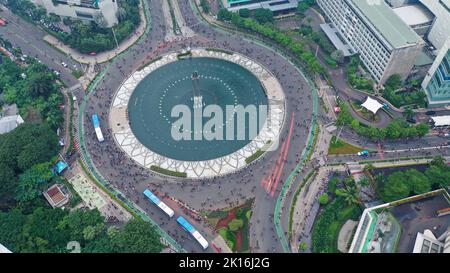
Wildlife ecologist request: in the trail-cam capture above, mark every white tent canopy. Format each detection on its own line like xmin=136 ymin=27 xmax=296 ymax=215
xmin=431 ymin=116 xmax=450 ymax=127
xmin=0 ymin=243 xmax=12 ymax=253
xmin=361 ymin=97 xmax=384 ymax=114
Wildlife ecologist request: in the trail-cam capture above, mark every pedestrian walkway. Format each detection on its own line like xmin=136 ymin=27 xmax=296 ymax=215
xmin=43 ymin=0 xmax=148 ymax=65
xmin=288 ymin=124 xmax=334 ymax=252
xmin=212 ymin=236 xmax=233 ymax=253
xmin=65 ymin=161 xmax=132 ymax=222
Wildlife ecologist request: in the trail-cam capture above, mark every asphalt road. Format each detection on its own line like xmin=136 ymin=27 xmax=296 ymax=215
xmin=0 ymin=4 xmax=81 ymax=87
xmin=3 ymin=0 xmax=448 ymax=254
xmin=80 ymin=0 xmax=315 ymax=253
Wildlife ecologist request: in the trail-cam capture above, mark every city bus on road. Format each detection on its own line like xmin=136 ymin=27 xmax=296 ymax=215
xmin=176 ymin=216 xmax=209 ymax=250
xmin=91 ymin=114 xmax=104 ymax=142
xmin=143 ymin=189 xmax=174 ymax=218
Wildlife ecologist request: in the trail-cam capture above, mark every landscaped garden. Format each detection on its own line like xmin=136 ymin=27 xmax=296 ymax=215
xmin=350 ymin=101 xmax=380 ymax=122
xmin=336 ymin=100 xmax=430 ymax=140
xmin=346 ymin=56 xmax=375 ymax=92
xmin=381 ymin=74 xmax=428 ymax=108
xmin=369 ymin=157 xmax=450 ymax=202
xmin=205 ymin=200 xmax=253 ymax=252
xmin=328 ymin=136 xmax=363 ymax=155
xmin=311 ymin=176 xmax=363 ymax=253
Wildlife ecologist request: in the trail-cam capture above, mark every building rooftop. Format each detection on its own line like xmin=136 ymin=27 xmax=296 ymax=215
xmin=0 ymin=115 xmax=24 ymax=134
xmin=393 ymin=5 xmax=434 ymax=26
xmin=350 ymin=189 xmax=450 ymax=253
xmin=43 ymin=184 xmax=69 ymax=208
xmin=350 ymin=0 xmax=423 ymax=49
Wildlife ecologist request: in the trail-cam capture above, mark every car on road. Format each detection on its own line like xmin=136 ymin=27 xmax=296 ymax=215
xmin=61 ymin=62 xmax=68 ymax=68
xmin=357 ymin=150 xmax=369 ymax=156
xmin=0 ymin=18 xmax=8 ymax=26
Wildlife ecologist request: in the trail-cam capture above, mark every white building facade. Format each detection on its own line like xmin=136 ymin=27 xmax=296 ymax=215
xmin=317 ymin=0 xmax=424 ymax=84
xmin=419 ymin=0 xmax=450 ymax=51
xmin=32 ymin=0 xmax=119 ymax=27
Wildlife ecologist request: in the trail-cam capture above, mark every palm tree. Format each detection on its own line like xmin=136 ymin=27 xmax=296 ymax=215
xmin=359 ymin=176 xmax=370 ymax=187
xmin=335 ymin=185 xmax=360 ymax=206
xmin=363 ymin=163 xmax=375 ymax=174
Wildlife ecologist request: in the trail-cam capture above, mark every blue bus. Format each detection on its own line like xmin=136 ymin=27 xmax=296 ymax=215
xmin=143 ymin=189 xmax=174 ymax=217
xmin=92 ymin=114 xmax=104 ymax=142
xmin=176 ymin=216 xmax=209 ymax=250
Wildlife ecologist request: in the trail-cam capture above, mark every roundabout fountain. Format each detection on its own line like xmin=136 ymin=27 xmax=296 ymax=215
xmin=109 ymin=49 xmax=286 ymax=178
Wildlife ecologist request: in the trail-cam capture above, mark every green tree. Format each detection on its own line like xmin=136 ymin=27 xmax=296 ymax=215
xmin=228 ymin=219 xmax=244 ymax=232
xmin=403 ymin=106 xmax=415 ymax=120
xmin=382 ymin=172 xmax=410 ymax=202
xmin=0 ymin=163 xmax=18 ymax=209
xmin=359 ymin=176 xmax=370 ymax=187
xmin=415 ymin=123 xmax=430 ymax=137
xmin=15 ymin=162 xmax=53 ymax=202
xmin=331 ymin=50 xmax=344 ymax=64
xmin=0 ymin=209 xmax=27 ymax=252
xmin=425 ymin=165 xmax=450 ymax=188
xmin=318 ymin=193 xmax=329 ymax=205
xmin=217 ymin=8 xmax=232 ymax=21
xmin=111 ymin=219 xmax=163 ymax=253
xmin=57 ymin=209 xmax=105 ymax=242
xmin=299 ymin=241 xmax=308 ymax=252
xmin=200 ymin=0 xmax=210 ymax=14
xmin=239 ymin=8 xmax=250 ymax=18
xmin=404 ymin=169 xmax=431 ymax=195
xmin=335 ymin=184 xmax=359 ymax=206
xmin=253 ymin=8 xmax=273 ymax=24
xmin=18 ymin=207 xmax=70 ymax=253
xmin=297 ymin=2 xmax=310 ymax=15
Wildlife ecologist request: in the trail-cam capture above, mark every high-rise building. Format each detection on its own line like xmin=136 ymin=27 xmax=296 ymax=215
xmin=384 ymin=0 xmax=450 ymax=107
xmin=32 ymin=0 xmax=119 ymax=28
xmin=317 ymin=0 xmax=424 ymax=84
xmin=422 ymin=38 xmax=450 ymax=107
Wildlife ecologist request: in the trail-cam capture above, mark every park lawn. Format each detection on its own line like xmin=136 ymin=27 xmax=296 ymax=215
xmin=205 ymin=200 xmax=253 ymax=252
xmin=328 ymin=136 xmax=362 ymax=155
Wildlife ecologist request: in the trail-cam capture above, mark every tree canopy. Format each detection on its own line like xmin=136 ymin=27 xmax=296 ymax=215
xmin=380 ymin=158 xmax=448 ymax=202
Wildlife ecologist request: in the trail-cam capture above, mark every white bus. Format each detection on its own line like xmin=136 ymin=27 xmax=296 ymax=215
xmin=143 ymin=189 xmax=174 ymax=218
xmin=92 ymin=114 xmax=104 ymax=142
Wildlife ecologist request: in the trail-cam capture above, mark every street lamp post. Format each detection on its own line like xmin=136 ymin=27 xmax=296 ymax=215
xmin=111 ymin=27 xmax=119 ymax=49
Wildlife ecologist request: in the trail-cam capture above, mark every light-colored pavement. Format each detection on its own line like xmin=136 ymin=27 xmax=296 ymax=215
xmin=337 ymin=219 xmax=357 ymax=253
xmin=289 ymin=124 xmax=334 ymax=251
xmin=65 ymin=161 xmax=132 ymax=222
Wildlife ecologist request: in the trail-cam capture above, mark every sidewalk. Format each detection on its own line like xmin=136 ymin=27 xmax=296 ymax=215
xmin=43 ymin=0 xmax=148 ymax=65
xmin=289 ymin=125 xmax=335 ymax=252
